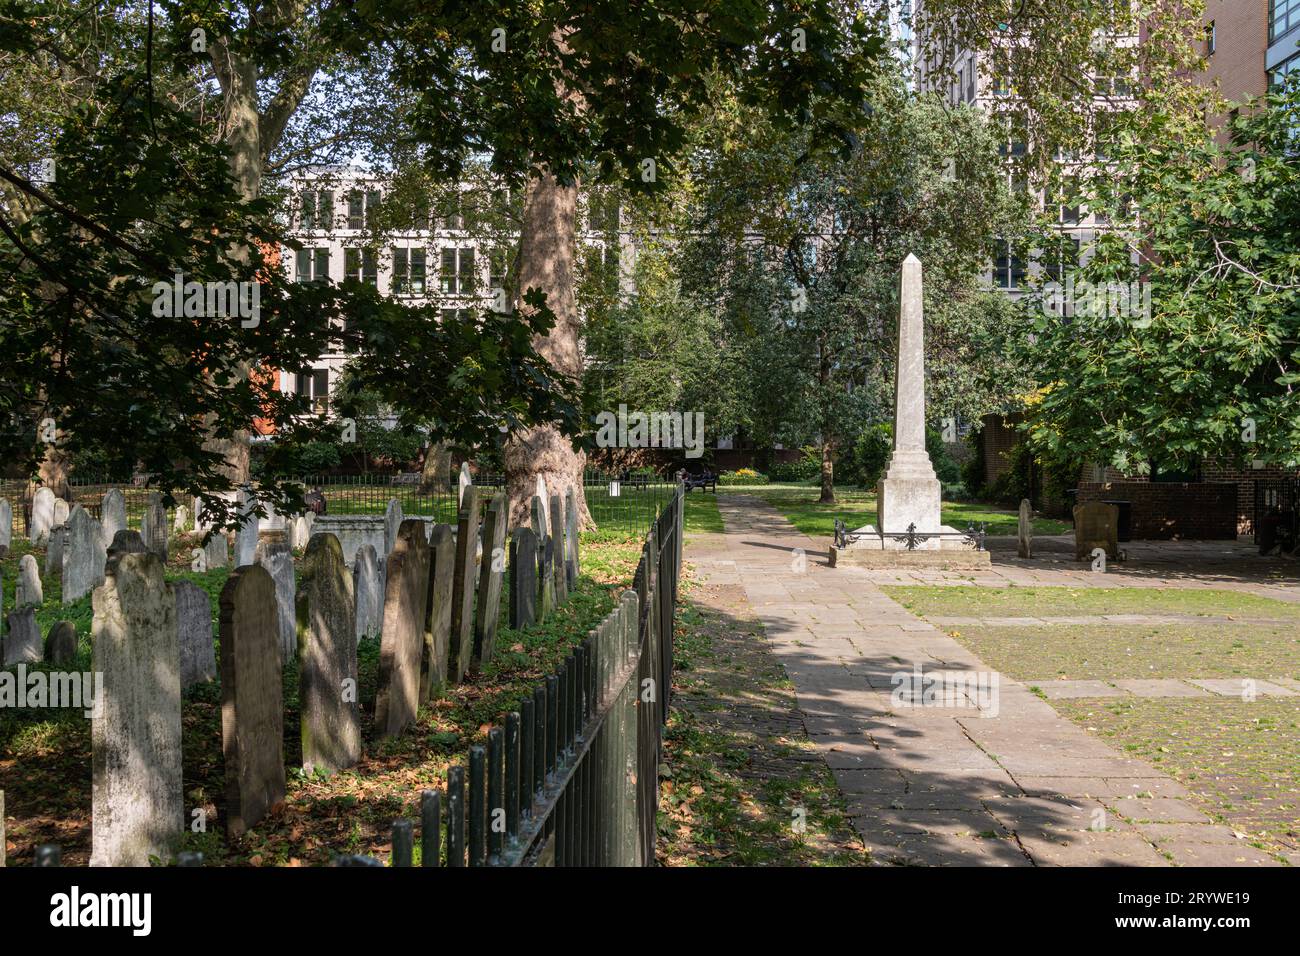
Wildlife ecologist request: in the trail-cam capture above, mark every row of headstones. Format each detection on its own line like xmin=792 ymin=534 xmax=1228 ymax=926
xmin=87 ymin=479 xmax=583 ymax=863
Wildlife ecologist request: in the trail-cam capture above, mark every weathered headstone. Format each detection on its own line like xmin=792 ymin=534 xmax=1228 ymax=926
xmin=15 ymin=553 xmax=42 ymax=607
xmin=549 ymin=493 xmax=566 ymax=603
xmin=457 ymin=462 xmax=472 ymax=507
xmin=44 ymin=523 xmax=66 ymax=579
xmin=564 ymin=486 xmax=579 ymax=588
xmin=234 ymin=489 xmax=259 ymax=567
xmin=448 ymin=485 xmax=481 ymax=684
xmin=100 ymin=488 xmax=126 ymax=547
xmin=204 ymin=531 xmax=229 ymax=569
xmin=256 ymin=540 xmax=297 ymax=661
xmin=219 ymin=564 xmax=285 ymax=838
xmin=91 ymin=551 xmax=182 ymax=866
xmin=173 ymin=504 xmax=190 ymax=534
xmin=530 ymin=494 xmax=551 ymax=622
xmin=296 ymin=533 xmax=360 ymax=774
xmin=1017 ymin=499 xmax=1033 ymax=560
xmin=53 ymin=497 xmax=70 ymax=531
xmin=107 ymin=530 xmax=148 ymax=575
xmin=288 ymin=513 xmax=315 ymax=551
xmin=63 ymin=504 xmax=107 ymax=603
xmin=383 ymin=498 xmax=403 ymax=558
xmin=141 ymin=492 xmax=168 ymax=561
xmin=175 ymin=581 xmax=216 ymax=688
xmin=509 ymin=527 xmax=539 ymax=630
xmin=30 ymin=487 xmax=56 ymax=546
xmin=0 ymin=497 xmax=12 ymax=555
xmin=1074 ymin=501 xmax=1119 ymax=561
xmin=46 ymin=620 xmax=77 ymax=664
xmin=375 ymin=520 xmax=431 ymax=739
xmin=3 ymin=607 xmax=41 ymax=665
xmin=421 ymin=524 xmax=455 ymax=700
xmin=471 ymin=493 xmax=508 ymax=673
xmin=353 ymin=544 xmax=384 ymax=644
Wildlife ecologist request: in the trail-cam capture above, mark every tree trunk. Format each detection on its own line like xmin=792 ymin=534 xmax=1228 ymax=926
xmin=37 ymin=444 xmax=72 ymax=500
xmin=504 ymin=169 xmax=591 ymax=530
xmin=419 ymin=441 xmax=452 ymax=493
xmin=819 ymin=440 xmax=835 ymax=504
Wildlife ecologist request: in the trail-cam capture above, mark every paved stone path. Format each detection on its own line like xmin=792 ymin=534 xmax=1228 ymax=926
xmin=688 ymin=495 xmax=1283 ymax=866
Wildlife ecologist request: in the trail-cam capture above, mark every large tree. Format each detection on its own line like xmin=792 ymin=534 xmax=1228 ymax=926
xmin=1022 ymin=78 xmax=1300 ymax=474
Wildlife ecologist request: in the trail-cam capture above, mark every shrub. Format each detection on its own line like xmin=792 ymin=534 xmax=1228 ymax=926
xmin=768 ymin=455 xmax=820 ymax=482
xmin=719 ymin=468 xmax=769 ymax=485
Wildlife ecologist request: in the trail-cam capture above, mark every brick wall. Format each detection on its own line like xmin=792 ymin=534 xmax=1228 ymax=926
xmin=980 ymin=413 xmax=1021 ymax=487
xmin=1076 ymin=482 xmax=1238 ymax=540
xmin=1201 ymin=1 xmax=1269 ymax=106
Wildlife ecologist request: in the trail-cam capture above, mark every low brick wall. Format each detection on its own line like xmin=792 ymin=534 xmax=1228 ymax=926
xmin=1076 ymin=482 xmax=1238 ymax=540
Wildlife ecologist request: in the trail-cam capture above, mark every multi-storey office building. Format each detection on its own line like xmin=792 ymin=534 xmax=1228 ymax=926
xmin=1269 ymin=0 xmax=1300 ymax=84
xmin=280 ymin=165 xmax=628 ymax=416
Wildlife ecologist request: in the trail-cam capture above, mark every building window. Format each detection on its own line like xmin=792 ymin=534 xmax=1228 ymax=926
xmin=299 ymin=189 xmax=334 ymax=230
xmin=1271 ymin=0 xmax=1300 ymax=43
xmin=346 ymin=189 xmax=381 ymax=230
xmin=392 ymin=247 xmax=426 ymax=295
xmin=440 ymin=308 xmax=473 ymax=323
xmin=966 ymin=57 xmax=976 ymax=102
xmin=441 ymin=194 xmax=466 ymax=231
xmin=440 ymin=247 xmax=476 ymax=294
xmin=489 ymin=250 xmax=508 ymax=292
xmin=344 ymin=248 xmax=378 ymax=286
xmin=1206 ymin=20 xmax=1216 ymax=55
xmin=993 ymin=240 xmax=1025 ymax=290
xmin=294 ymin=248 xmax=330 ymax=284
xmin=295 ymin=369 xmax=330 ymax=415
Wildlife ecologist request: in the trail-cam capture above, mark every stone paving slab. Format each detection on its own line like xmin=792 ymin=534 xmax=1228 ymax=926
xmin=1034 ymin=680 xmax=1126 ymax=699
xmin=686 ymin=495 xmax=1287 ymax=867
xmin=1188 ymin=678 xmax=1298 ymax=697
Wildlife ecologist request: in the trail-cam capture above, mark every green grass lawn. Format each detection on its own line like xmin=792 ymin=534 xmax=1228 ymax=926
xmin=729 ymin=482 xmax=1069 ymax=538
xmin=682 ymin=491 xmax=724 ymax=534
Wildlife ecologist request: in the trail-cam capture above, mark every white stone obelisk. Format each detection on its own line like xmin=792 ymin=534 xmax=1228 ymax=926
xmin=876 ymin=254 xmax=941 ymax=537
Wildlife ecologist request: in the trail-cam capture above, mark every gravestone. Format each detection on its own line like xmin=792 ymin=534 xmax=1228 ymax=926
xmin=458 ymin=462 xmax=472 ymax=507
xmin=375 ymin=520 xmax=431 ymax=739
xmin=63 ymin=504 xmax=107 ymax=603
xmin=3 ymin=607 xmax=41 ymax=665
xmin=234 ymin=489 xmax=259 ymax=567
xmin=564 ymin=487 xmax=579 ymax=588
xmin=531 ymin=494 xmax=551 ymax=622
xmin=448 ymin=485 xmax=481 ymax=684
xmin=256 ymin=540 xmax=297 ymax=660
xmin=100 ymin=488 xmax=126 ymax=547
xmin=140 ymin=492 xmax=168 ymax=561
xmin=509 ymin=527 xmax=539 ymax=630
xmin=175 ymin=581 xmax=216 ymax=688
xmin=53 ymin=497 xmax=70 ymax=531
xmin=384 ymin=498 xmax=403 ymax=558
xmin=353 ymin=544 xmax=383 ymax=644
xmin=219 ymin=564 xmax=286 ymax=838
xmin=421 ymin=524 xmax=455 ymax=700
xmin=1074 ymin=501 xmax=1119 ymax=561
xmin=173 ymin=504 xmax=190 ymax=534
xmin=107 ymin=530 xmax=148 ymax=575
xmin=288 ymin=513 xmax=314 ymax=551
xmin=472 ymin=493 xmax=508 ymax=673
xmin=0 ymin=497 xmax=12 ymax=555
xmin=1018 ymin=499 xmax=1033 ymax=559
xmin=90 ymin=551 xmax=182 ymax=866
xmin=16 ymin=553 xmax=42 ymax=607
xmin=30 ymin=487 xmax=56 ymax=545
xmin=549 ymin=494 xmax=566 ymax=603
xmin=44 ymin=523 xmax=66 ymax=579
xmin=46 ymin=620 xmax=77 ymax=664
xmin=296 ymin=533 xmax=360 ymax=774
xmin=204 ymin=531 xmax=229 ymax=569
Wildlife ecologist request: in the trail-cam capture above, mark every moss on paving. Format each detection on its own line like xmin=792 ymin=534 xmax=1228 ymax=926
xmin=1056 ymin=697 xmax=1300 ymax=860
xmin=885 ymin=585 xmax=1300 ymax=621
xmin=657 ymin=573 xmax=868 ymax=866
